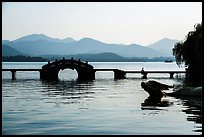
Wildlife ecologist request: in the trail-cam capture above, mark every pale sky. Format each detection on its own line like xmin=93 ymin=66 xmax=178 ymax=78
xmin=2 ymin=2 xmax=202 ymax=46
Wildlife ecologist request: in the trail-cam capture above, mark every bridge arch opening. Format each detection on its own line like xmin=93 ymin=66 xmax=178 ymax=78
xmin=58 ymin=69 xmax=78 ymax=81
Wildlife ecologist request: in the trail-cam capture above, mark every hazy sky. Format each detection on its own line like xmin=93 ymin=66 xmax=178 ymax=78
xmin=2 ymin=2 xmax=202 ymax=46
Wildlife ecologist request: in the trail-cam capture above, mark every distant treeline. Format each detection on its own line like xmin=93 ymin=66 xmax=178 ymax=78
xmin=2 ymin=55 xmax=47 ymax=62
xmin=42 ymin=53 xmax=175 ymax=62
xmin=146 ymin=57 xmax=175 ymax=62
xmin=2 ymin=54 xmax=175 ymax=62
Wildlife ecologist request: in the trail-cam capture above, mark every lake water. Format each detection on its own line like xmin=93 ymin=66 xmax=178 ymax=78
xmin=2 ymin=62 xmax=202 ymax=135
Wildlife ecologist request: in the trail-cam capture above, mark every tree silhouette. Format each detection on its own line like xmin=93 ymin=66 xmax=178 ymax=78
xmin=172 ymin=23 xmax=202 ymax=86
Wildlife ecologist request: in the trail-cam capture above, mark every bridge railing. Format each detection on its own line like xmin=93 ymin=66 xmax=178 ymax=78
xmin=42 ymin=58 xmax=93 ymax=70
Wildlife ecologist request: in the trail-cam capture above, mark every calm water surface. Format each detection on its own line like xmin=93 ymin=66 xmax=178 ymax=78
xmin=2 ymin=62 xmax=202 ymax=135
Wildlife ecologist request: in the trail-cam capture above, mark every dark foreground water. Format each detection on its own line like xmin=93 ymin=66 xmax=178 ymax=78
xmin=2 ymin=62 xmax=202 ymax=135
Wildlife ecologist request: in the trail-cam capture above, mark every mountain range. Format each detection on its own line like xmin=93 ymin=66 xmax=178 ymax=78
xmin=2 ymin=34 xmax=179 ymax=58
xmin=148 ymin=38 xmax=179 ymax=56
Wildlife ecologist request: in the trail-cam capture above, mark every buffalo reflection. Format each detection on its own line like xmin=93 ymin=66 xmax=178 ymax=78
xmin=141 ymin=93 xmax=202 ymax=133
xmin=141 ymin=95 xmax=173 ymax=110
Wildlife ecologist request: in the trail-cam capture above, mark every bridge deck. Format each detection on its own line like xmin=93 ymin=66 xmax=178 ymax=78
xmin=2 ymin=68 xmax=187 ymax=80
xmin=2 ymin=58 xmax=187 ymax=80
xmin=2 ymin=69 xmax=186 ymax=73
xmin=124 ymin=70 xmax=186 ymax=73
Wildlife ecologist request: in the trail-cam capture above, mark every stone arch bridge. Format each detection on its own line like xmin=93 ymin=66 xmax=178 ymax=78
xmin=2 ymin=58 xmax=186 ymax=80
xmin=40 ymin=58 xmax=126 ymax=80
xmin=40 ymin=58 xmax=95 ymax=81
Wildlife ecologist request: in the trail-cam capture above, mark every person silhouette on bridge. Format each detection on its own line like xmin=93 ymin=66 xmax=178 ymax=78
xmin=141 ymin=67 xmax=147 ymax=79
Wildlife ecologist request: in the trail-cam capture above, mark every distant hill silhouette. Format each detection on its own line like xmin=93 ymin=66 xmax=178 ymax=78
xmin=3 ymin=34 xmax=178 ymax=58
xmin=2 ymin=44 xmax=24 ymax=56
xmin=41 ymin=52 xmax=175 ymax=62
xmin=12 ymin=34 xmax=76 ymax=43
xmin=42 ymin=52 xmax=134 ymax=62
xmin=148 ymin=38 xmax=179 ymax=56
